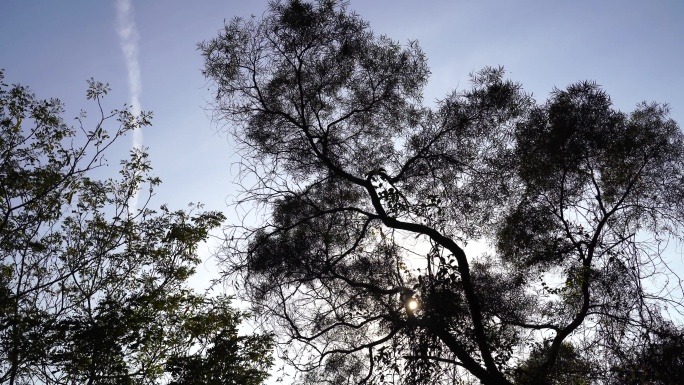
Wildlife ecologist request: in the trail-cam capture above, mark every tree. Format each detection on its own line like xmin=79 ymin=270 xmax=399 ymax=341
xmin=513 ymin=342 xmax=595 ymax=385
xmin=200 ymin=1 xmax=684 ymax=384
xmin=606 ymin=321 xmax=684 ymax=385
xmin=0 ymin=70 xmax=273 ymax=384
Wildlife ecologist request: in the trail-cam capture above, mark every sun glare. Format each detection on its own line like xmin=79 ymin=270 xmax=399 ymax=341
xmin=407 ymin=299 xmax=419 ymax=311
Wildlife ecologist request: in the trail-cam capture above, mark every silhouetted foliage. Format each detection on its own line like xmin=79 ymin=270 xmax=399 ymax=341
xmin=0 ymin=70 xmax=273 ymax=384
xmin=201 ymin=1 xmax=684 ymax=384
xmin=606 ymin=322 xmax=684 ymax=385
xmin=513 ymin=342 xmax=594 ymax=385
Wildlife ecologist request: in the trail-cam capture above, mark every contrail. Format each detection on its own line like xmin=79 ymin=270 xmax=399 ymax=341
xmin=116 ymin=0 xmax=143 ymax=211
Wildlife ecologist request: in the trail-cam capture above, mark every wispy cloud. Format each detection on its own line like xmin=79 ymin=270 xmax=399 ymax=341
xmin=116 ymin=0 xmax=143 ymax=210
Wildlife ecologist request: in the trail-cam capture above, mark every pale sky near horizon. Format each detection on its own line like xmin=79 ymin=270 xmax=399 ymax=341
xmin=2 ymin=0 xmax=684 ymax=374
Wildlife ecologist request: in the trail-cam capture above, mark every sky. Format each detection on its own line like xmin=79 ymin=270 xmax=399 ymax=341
xmin=2 ymin=0 xmax=684 ymax=375
xmin=2 ymin=0 xmax=683 ymax=218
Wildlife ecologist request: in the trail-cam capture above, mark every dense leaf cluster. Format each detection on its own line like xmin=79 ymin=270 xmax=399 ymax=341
xmin=0 ymin=71 xmax=272 ymax=385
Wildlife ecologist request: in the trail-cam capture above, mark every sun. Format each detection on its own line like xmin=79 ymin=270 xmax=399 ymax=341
xmin=407 ymin=299 xmax=419 ymax=311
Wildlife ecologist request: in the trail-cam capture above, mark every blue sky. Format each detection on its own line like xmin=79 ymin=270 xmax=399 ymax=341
xmin=2 ymin=0 xmax=684 ymax=307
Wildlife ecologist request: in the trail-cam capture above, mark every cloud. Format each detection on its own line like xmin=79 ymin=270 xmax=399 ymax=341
xmin=116 ymin=0 xmax=143 ymax=210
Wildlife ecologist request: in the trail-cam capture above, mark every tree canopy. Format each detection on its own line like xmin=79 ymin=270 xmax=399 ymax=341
xmin=201 ymin=1 xmax=684 ymax=384
xmin=0 ymin=70 xmax=273 ymax=385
